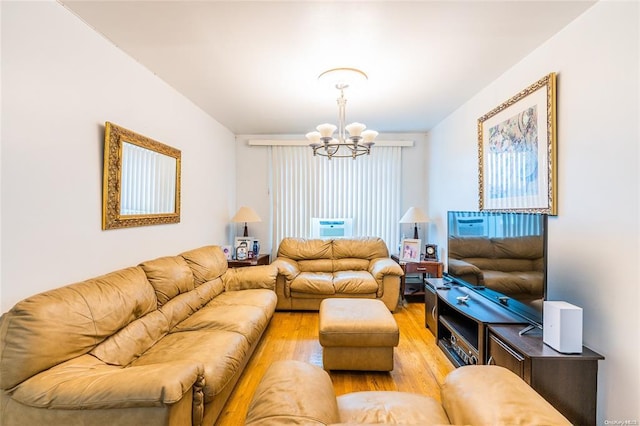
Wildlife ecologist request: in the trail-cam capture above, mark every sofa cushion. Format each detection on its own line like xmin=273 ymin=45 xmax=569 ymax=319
xmin=441 ymin=365 xmax=570 ymax=425
xmin=467 ymin=257 xmax=537 ymax=273
xmin=224 ymin=265 xmax=278 ymax=291
xmin=173 ymin=303 xmax=271 ymax=345
xmin=92 ymin=278 xmax=225 ymax=367
xmin=337 ymin=391 xmax=450 ymax=425
xmin=91 ymin=310 xmax=170 ymax=366
xmin=0 ymin=266 xmax=155 ymax=390
xmin=333 ymin=258 xmax=370 ymax=272
xmin=482 ymin=270 xmax=543 ymax=296
xmin=448 ymin=236 xmax=495 ymax=259
xmin=332 ymin=237 xmax=389 ymax=260
xmin=131 ymin=330 xmax=250 ymax=402
xmin=333 ymin=271 xmax=378 ymax=294
xmin=277 ymin=238 xmax=333 ymax=260
xmin=494 ymin=236 xmax=543 ymax=259
xmin=10 ymin=354 xmax=201 ymax=409
xmin=180 ymin=246 xmax=228 ymax=287
xmin=298 ymin=259 xmax=334 ymax=273
xmin=245 ymin=360 xmax=340 ymax=426
xmin=290 ymin=272 xmax=335 ymax=295
xmin=208 ymin=288 xmax=278 ymax=312
xmin=140 ymin=256 xmax=195 ymax=308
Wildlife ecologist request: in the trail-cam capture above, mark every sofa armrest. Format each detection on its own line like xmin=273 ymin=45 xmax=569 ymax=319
xmin=272 ymin=258 xmax=300 ymax=281
xmin=245 ymin=360 xmax=340 ymax=425
xmin=272 ymin=258 xmax=300 ymax=298
xmin=11 ymin=356 xmax=204 ymax=412
xmin=369 ymin=257 xmax=404 ymax=279
xmin=223 ymin=264 xmax=278 ymax=291
xmin=441 ymin=365 xmax=571 ymax=425
xmin=448 ymin=258 xmax=484 ymax=284
xmin=369 ymin=258 xmax=404 ymax=298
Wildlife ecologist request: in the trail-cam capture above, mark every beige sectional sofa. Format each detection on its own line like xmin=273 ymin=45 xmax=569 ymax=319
xmin=246 ymin=360 xmax=571 ymax=425
xmin=273 ymin=237 xmax=404 ymax=311
xmin=0 ymin=245 xmax=278 ymax=426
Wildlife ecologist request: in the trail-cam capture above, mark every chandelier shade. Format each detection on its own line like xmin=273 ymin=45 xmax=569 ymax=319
xmin=307 ymin=68 xmax=378 ymax=160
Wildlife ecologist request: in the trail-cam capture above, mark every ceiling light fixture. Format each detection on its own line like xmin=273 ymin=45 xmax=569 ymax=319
xmin=306 ymin=67 xmax=378 ymax=160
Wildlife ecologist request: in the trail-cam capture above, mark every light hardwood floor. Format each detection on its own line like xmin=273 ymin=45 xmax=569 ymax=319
xmin=216 ymin=301 xmax=455 ymax=425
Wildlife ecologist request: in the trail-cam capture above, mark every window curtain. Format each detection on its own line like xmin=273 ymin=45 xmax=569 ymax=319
xmin=269 ymin=145 xmax=402 ymax=256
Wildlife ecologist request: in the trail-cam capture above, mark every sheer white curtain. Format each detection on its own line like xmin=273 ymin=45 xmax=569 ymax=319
xmin=269 ymin=145 xmax=402 ymax=255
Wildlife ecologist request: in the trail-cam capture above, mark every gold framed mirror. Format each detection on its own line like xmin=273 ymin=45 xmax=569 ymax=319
xmin=102 ymin=122 xmax=181 ymax=230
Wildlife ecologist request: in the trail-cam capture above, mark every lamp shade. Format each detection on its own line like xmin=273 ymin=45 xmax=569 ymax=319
xmin=399 ymin=207 xmax=429 ymax=240
xmin=231 ymin=206 xmax=261 ymax=237
xmin=399 ymin=207 xmax=429 ymax=224
xmin=231 ymin=206 xmax=261 ymax=223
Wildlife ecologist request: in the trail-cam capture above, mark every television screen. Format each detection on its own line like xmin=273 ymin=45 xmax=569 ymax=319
xmin=445 ymin=211 xmax=548 ymax=328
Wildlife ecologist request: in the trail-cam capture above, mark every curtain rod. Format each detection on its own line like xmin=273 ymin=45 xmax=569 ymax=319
xmin=247 ymin=139 xmax=414 ymax=147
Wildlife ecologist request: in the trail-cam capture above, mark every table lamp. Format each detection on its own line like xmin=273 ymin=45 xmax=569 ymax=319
xmin=399 ymin=207 xmax=429 ymax=239
xmin=231 ymin=206 xmax=261 ymax=237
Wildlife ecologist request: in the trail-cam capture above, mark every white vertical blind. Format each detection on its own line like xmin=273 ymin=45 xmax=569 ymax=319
xmin=452 ymin=211 xmax=542 ymax=237
xmin=269 ymin=146 xmax=402 ymax=255
xmin=121 ymin=142 xmax=176 ymax=215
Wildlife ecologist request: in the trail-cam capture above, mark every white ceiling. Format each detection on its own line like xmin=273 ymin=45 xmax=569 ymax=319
xmin=61 ymin=1 xmax=595 ymax=135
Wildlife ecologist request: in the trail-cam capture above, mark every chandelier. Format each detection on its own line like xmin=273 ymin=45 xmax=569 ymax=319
xmin=306 ymin=68 xmax=378 ymax=159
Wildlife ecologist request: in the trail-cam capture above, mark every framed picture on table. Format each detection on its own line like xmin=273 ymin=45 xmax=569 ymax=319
xmin=400 ymin=238 xmax=421 ymax=263
xmin=234 ymin=237 xmax=253 ymax=259
xmin=221 ymin=245 xmax=233 ymax=260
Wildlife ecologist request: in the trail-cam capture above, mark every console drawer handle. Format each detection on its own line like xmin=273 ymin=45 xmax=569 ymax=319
xmin=488 ymin=356 xmax=495 ymax=365
xmin=416 ymin=267 xmax=427 ymax=271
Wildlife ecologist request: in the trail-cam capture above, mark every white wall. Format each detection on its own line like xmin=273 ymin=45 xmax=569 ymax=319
xmin=427 ymin=1 xmax=639 ymax=421
xmin=234 ymin=133 xmax=429 ymax=254
xmin=0 ymin=1 xmax=236 ymax=312
xmin=0 ymin=2 xmax=4 ymax=309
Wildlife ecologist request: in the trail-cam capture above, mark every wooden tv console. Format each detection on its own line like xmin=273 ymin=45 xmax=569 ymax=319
xmin=426 ymin=278 xmax=604 ymax=426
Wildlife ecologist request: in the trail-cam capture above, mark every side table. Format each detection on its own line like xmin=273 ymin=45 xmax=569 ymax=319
xmin=227 ymin=254 xmax=270 ymax=268
xmin=391 ymin=255 xmax=443 ymax=301
xmin=487 ymin=324 xmax=603 ymax=426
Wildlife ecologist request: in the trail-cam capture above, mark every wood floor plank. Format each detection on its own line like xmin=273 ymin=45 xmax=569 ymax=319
xmin=216 ymin=302 xmax=455 ymax=425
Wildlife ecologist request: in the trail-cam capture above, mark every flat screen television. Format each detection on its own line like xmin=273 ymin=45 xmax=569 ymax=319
xmin=445 ymin=210 xmax=548 ymax=329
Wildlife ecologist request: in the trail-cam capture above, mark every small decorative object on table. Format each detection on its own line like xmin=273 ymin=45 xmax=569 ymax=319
xmin=236 ymin=241 xmax=249 ymax=260
xmin=221 ymin=245 xmax=233 ymax=260
xmin=400 ymin=238 xmax=421 ymax=263
xmin=235 ymin=236 xmax=253 ymax=259
xmin=425 ymin=244 xmax=438 ymax=260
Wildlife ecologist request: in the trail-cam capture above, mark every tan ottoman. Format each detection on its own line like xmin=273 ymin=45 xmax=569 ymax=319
xmin=319 ymin=298 xmax=399 ymax=371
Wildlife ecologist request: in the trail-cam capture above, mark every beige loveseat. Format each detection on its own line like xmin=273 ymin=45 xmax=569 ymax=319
xmin=273 ymin=237 xmax=404 ymax=311
xmin=245 ymin=360 xmax=571 ymax=425
xmin=448 ymin=235 xmax=544 ymax=303
xmin=0 ymin=246 xmax=277 ymax=426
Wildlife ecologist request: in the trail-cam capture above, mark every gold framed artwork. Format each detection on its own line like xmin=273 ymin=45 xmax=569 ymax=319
xmin=478 ymin=72 xmax=557 ymax=215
